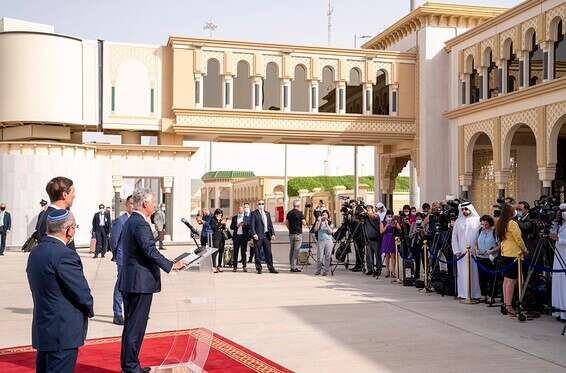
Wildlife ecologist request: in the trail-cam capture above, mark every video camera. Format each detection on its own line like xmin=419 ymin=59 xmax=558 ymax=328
xmin=531 ymin=196 xmax=560 ymax=236
xmin=430 ymin=199 xmax=462 ymax=231
xmin=339 ymin=198 xmax=368 ymax=220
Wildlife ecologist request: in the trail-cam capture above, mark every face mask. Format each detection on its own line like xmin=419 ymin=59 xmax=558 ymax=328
xmin=386 ymin=217 xmax=393 ymax=223
xmin=244 ymin=208 xmax=250 ymax=214
xmin=416 ymin=219 xmax=422 ymax=224
xmin=562 ymin=212 xmax=566 ymax=220
xmin=403 ymin=211 xmax=409 ymax=216
xmin=258 ymin=204 xmax=264 ymax=211
xmin=161 ymin=207 xmax=166 ymax=211
xmin=516 ymin=211 xmax=523 ymax=219
xmin=99 ymin=209 xmax=105 ymax=213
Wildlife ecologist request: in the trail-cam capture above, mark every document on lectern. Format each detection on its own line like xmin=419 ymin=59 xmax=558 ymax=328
xmin=177 ymin=246 xmax=218 ymax=269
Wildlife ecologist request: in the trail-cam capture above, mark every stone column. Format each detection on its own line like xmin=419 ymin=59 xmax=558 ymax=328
xmin=112 ymin=175 xmax=123 ymax=220
xmin=335 ymin=81 xmax=346 ymax=114
xmin=538 ymin=166 xmax=556 ymax=197
xmin=222 ymin=75 xmax=233 ymax=109
xmin=195 ymin=74 xmax=204 ymax=108
xmin=519 ymin=51 xmax=527 ymax=89
xmin=542 ymin=42 xmax=551 ymax=82
xmin=464 ymin=73 xmax=471 ymax=105
xmin=498 ymin=60 xmax=506 ymax=94
xmin=362 ymin=83 xmax=373 ymax=114
xmin=214 ymin=186 xmax=220 ymax=210
xmin=309 ymin=80 xmax=319 ymax=113
xmin=252 ymin=77 xmax=263 ymax=110
xmin=409 ymin=160 xmax=420 ymax=207
xmin=494 ymin=170 xmax=510 ymax=199
xmin=459 ymin=173 xmax=472 ymax=200
xmin=281 ymin=78 xmax=291 ymax=112
xmin=374 ymin=146 xmax=382 ymax=204
xmin=389 ymin=84 xmax=399 ymax=115
xmin=480 ymin=67 xmax=488 ymax=101
xmin=162 ymin=176 xmax=173 ymax=237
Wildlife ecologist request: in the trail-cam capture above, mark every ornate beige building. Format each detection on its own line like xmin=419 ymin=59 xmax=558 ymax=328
xmin=1 ymin=1 xmax=564 ymax=246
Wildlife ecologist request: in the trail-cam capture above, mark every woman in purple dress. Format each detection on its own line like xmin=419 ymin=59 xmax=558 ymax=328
xmin=380 ymin=210 xmax=400 ymax=278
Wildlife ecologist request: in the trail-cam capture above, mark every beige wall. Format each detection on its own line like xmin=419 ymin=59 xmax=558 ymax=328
xmin=397 ymin=62 xmax=415 ymax=118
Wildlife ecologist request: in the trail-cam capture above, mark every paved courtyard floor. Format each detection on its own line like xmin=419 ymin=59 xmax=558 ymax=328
xmin=1 ymin=230 xmax=566 ymax=372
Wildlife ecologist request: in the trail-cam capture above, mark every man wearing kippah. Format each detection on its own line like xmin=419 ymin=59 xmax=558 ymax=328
xmin=27 ymin=209 xmax=94 ymax=373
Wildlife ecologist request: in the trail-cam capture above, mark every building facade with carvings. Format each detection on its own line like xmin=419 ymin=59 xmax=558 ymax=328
xmin=1 ymin=1 xmax=565 ymax=246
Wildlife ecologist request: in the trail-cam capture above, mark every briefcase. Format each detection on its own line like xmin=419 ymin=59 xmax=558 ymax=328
xmin=298 ymin=247 xmax=310 ymax=265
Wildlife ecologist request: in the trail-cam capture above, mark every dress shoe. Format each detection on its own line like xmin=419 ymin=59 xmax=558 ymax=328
xmin=113 ymin=315 xmax=124 ymax=325
xmin=232 ymin=267 xmax=237 ymax=272
xmin=365 ymin=271 xmax=374 ymax=276
xmin=269 ymin=270 xmax=279 ymax=274
xmin=350 ymin=267 xmax=362 ymax=272
xmin=93 ymin=255 xmax=98 ymax=259
xmin=290 ymin=268 xmax=301 ymax=273
xmin=242 ymin=267 xmax=248 ymax=272
xmin=256 ymin=269 xmax=262 ymax=274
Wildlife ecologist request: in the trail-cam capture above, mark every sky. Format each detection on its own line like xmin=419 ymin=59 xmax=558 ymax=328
xmin=1 ymin=0 xmax=519 ymax=178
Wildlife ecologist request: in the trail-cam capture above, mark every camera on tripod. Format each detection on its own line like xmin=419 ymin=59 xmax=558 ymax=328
xmin=339 ymin=198 xmax=368 ymax=220
xmin=531 ymin=196 xmax=560 ymax=236
xmin=430 ymin=199 xmax=461 ymax=231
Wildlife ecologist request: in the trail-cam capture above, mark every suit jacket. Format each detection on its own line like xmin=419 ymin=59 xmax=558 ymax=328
xmin=92 ymin=212 xmax=111 ymax=234
xmin=35 ymin=210 xmax=47 ymax=232
xmin=0 ymin=211 xmax=11 ymax=231
xmin=26 ymin=236 xmax=93 ymax=351
xmin=37 ymin=206 xmax=76 ymax=250
xmin=111 ymin=213 xmax=129 ymax=266
xmin=230 ymin=214 xmax=251 ymax=239
xmin=118 ymin=212 xmax=173 ymax=293
xmin=250 ymin=210 xmax=274 ymax=241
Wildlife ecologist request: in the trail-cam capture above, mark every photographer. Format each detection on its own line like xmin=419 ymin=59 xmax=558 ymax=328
xmin=364 ymin=205 xmax=382 ymax=278
xmin=409 ymin=212 xmax=428 ymax=280
xmin=348 ymin=200 xmax=366 ymax=273
xmin=380 ymin=210 xmax=400 ymax=278
xmin=314 ymin=210 xmax=333 ymax=276
xmin=549 ymin=203 xmax=566 ymax=322
xmin=515 ymin=201 xmax=537 ymax=256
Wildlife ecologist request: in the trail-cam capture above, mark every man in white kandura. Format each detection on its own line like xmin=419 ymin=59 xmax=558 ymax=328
xmin=451 ymin=201 xmax=481 ymax=300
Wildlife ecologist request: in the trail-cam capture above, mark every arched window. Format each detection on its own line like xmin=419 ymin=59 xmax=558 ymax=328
xmin=291 ymin=65 xmax=309 ymax=112
xmin=469 ymin=58 xmax=480 ymax=104
xmin=346 ymin=68 xmax=363 ymax=114
xmin=554 ymin=20 xmax=566 ymax=79
xmin=318 ymin=66 xmax=336 ymax=113
xmin=233 ymin=61 xmax=252 ymax=109
xmin=263 ymin=62 xmax=281 ymax=110
xmin=486 ymin=50 xmax=499 ymax=98
xmin=203 ymin=59 xmax=222 ymax=108
xmin=506 ymin=41 xmax=520 ymax=93
xmin=528 ymin=31 xmax=543 ymax=86
xmin=372 ymin=70 xmax=389 ymax=115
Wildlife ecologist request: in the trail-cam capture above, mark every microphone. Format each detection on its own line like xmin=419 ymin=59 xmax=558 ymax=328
xmin=181 ymin=218 xmax=200 ymax=236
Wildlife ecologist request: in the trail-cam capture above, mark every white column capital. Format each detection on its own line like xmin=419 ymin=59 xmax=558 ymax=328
xmin=538 ymin=166 xmax=556 ymax=188
xmin=162 ymin=176 xmax=173 ymax=193
xmin=112 ymin=175 xmax=123 ymax=193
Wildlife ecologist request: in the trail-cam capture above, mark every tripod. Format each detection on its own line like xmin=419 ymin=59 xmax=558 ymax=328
xmin=518 ymin=232 xmax=566 ymax=323
xmin=330 ymin=218 xmax=366 ymax=275
xmin=299 ymin=225 xmax=318 ymax=271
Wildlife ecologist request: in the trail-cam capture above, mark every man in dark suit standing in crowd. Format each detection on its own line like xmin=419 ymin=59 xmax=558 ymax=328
xmin=27 ymin=209 xmax=93 ymax=373
xmin=110 ymin=195 xmax=134 ymax=326
xmin=250 ymin=200 xmax=278 ymax=274
xmin=0 ymin=202 xmax=12 ymax=256
xmin=92 ymin=204 xmax=111 ymax=258
xmin=230 ymin=205 xmax=250 ymax=272
xmin=118 ymin=189 xmax=185 ymax=373
xmin=37 ymin=177 xmax=76 ymax=251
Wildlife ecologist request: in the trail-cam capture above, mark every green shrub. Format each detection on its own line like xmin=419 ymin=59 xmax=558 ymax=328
xmin=287 ymin=175 xmax=409 ymax=196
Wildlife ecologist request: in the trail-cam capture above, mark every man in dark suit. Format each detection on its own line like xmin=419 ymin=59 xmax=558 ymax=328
xmin=110 ymin=195 xmax=134 ymax=325
xmin=92 ymin=204 xmax=111 ymax=258
xmin=250 ymin=200 xmax=278 ymax=274
xmin=118 ymin=189 xmax=185 ymax=373
xmin=230 ymin=205 xmax=251 ymax=272
xmin=0 ymin=202 xmax=12 ymax=255
xmin=26 ymin=209 xmax=94 ymax=373
xmin=37 ymin=177 xmax=76 ymax=251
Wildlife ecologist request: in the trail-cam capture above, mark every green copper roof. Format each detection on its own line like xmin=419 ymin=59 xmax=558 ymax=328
xmin=202 ymin=171 xmax=255 ymax=180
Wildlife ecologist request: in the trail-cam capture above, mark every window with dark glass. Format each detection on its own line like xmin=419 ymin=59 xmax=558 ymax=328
xmin=528 ymin=32 xmax=544 ymax=86
xmin=554 ymin=20 xmax=566 ymax=79
xmin=506 ymin=42 xmax=520 ymax=92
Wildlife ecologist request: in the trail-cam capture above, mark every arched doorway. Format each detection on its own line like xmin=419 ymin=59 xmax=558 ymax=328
xmin=291 ymin=65 xmax=309 ymax=112
xmin=203 ymin=59 xmax=222 ymax=108
xmin=263 ymin=62 xmax=281 ymax=110
xmin=505 ymin=124 xmax=539 ymax=203
xmin=346 ymin=68 xmax=363 ymax=114
xmin=550 ymin=115 xmax=566 ymax=201
xmin=484 ymin=48 xmax=499 ymax=98
xmin=318 ymin=66 xmax=336 ymax=113
xmin=467 ymin=55 xmax=480 ymax=104
xmin=233 ymin=60 xmax=252 ymax=109
xmin=372 ymin=69 xmax=389 ymax=114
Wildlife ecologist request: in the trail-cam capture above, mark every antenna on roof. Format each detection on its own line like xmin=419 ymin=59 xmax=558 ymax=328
xmin=327 ymin=0 xmax=333 ymax=47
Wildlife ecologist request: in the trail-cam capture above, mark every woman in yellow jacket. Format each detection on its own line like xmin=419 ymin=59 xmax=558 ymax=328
xmin=496 ymin=203 xmax=528 ymax=316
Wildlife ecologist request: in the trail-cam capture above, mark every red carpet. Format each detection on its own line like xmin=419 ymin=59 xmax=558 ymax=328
xmin=0 ymin=329 xmax=293 ymax=372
